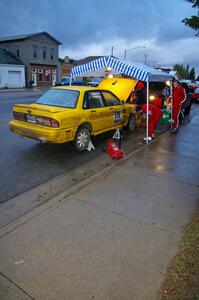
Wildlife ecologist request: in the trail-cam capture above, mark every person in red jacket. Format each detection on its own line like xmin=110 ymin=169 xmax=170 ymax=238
xmin=171 ymin=80 xmax=186 ymax=133
xmin=137 ymin=101 xmax=163 ymax=141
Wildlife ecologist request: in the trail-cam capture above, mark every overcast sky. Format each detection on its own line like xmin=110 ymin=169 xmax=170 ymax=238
xmin=0 ymin=0 xmax=198 ymax=75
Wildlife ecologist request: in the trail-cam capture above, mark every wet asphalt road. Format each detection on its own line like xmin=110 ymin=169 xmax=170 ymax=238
xmin=0 ymin=90 xmax=141 ymax=204
xmin=0 ymin=90 xmax=198 ymax=204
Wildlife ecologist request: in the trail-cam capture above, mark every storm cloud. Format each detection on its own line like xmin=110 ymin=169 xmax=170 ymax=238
xmin=0 ymin=0 xmax=198 ymax=74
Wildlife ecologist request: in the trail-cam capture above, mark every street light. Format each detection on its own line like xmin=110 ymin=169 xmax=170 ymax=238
xmin=124 ymin=46 xmax=146 ymax=60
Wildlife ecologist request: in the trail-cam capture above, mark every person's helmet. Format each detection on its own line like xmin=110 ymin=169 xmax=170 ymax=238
xmin=136 ymin=82 xmax=144 ymax=89
xmin=154 ymin=97 xmax=163 ymax=107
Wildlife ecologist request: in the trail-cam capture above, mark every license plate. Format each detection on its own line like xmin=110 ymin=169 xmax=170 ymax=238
xmin=26 ymin=114 xmax=37 ymax=123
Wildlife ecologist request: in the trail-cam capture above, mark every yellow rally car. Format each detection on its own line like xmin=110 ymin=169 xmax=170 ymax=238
xmin=9 ymin=78 xmax=137 ymax=151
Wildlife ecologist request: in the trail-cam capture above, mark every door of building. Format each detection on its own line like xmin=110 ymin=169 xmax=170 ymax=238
xmin=8 ymin=71 xmax=22 ymax=88
xmin=52 ymin=74 xmax=56 ymax=86
xmin=32 ymin=73 xmax=37 ymax=87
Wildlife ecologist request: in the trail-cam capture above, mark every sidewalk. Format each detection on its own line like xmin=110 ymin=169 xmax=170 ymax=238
xmin=0 ymin=87 xmax=46 ymax=93
xmin=0 ymin=113 xmax=199 ymax=299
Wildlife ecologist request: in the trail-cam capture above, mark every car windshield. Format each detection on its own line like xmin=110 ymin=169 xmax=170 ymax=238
xmin=36 ymin=89 xmax=79 ymax=108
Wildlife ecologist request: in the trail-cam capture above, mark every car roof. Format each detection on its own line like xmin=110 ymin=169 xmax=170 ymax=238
xmin=52 ymin=86 xmax=98 ymax=92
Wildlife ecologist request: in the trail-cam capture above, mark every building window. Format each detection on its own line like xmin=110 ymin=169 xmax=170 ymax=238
xmin=33 ymin=46 xmax=38 ymax=58
xmin=43 ymin=48 xmax=46 ymax=59
xmin=50 ymin=48 xmax=54 ymax=60
xmin=16 ymin=49 xmax=20 ymax=58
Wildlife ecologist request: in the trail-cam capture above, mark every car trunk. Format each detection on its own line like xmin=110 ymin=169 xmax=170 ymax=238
xmin=12 ymin=103 xmax=71 ymax=125
xmin=13 ymin=103 xmax=68 ymax=114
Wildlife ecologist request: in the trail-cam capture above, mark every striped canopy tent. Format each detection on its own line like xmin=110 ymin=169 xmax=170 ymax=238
xmin=71 ymin=56 xmax=172 ymax=82
xmin=71 ymin=56 xmax=173 ymax=142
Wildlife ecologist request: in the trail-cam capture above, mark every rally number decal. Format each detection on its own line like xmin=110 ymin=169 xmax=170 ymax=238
xmin=114 ymin=110 xmax=122 ymax=123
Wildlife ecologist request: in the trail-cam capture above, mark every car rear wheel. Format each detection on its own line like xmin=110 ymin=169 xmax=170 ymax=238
xmin=126 ymin=114 xmax=136 ymax=132
xmin=74 ymin=127 xmax=91 ymax=151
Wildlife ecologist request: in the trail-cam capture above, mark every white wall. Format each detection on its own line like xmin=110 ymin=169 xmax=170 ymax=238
xmin=0 ymin=64 xmax=25 ymax=88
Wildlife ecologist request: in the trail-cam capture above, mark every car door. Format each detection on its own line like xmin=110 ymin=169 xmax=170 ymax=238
xmin=101 ymin=91 xmax=124 ymax=130
xmin=82 ymin=91 xmax=109 ymax=134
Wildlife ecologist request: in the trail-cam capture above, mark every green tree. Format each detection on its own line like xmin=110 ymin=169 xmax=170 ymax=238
xmin=189 ymin=67 xmax=196 ymax=80
xmin=173 ymin=64 xmax=196 ymax=80
xmin=186 ymin=64 xmax=190 ymax=76
xmin=182 ymin=0 xmax=199 ymax=36
xmin=173 ymin=64 xmax=189 ymax=79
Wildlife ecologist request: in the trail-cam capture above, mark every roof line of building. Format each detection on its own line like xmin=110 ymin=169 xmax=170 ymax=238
xmin=0 ymin=31 xmax=62 ymax=45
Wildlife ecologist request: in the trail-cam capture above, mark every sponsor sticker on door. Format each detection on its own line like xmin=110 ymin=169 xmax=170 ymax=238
xmin=114 ymin=110 xmax=122 ymax=123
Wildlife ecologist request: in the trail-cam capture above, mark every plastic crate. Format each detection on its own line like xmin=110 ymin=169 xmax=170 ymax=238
xmin=158 ymin=109 xmax=171 ymax=126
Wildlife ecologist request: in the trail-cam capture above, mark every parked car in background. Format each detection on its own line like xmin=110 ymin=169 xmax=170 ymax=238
xmin=181 ymin=82 xmax=193 ymax=115
xmin=87 ymin=78 xmax=102 ymax=87
xmin=9 ymin=78 xmax=137 ymax=151
xmin=56 ymin=77 xmax=85 ymax=86
xmin=191 ymin=87 xmax=199 ymax=103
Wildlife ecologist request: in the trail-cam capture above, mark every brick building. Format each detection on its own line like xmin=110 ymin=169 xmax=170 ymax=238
xmin=59 ymin=57 xmax=77 ymax=79
xmin=0 ymin=31 xmax=61 ymax=87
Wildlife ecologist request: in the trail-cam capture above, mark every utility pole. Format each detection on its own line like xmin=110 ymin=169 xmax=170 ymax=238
xmin=124 ymin=49 xmax=127 ymax=60
xmin=144 ymin=54 xmax=147 ymax=65
xmin=111 ymin=46 xmax=114 ymax=56
xmin=124 ymin=46 xmax=146 ymax=60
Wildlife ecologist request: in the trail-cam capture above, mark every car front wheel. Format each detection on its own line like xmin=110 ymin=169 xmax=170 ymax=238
xmin=74 ymin=127 xmax=91 ymax=151
xmin=126 ymin=114 xmax=136 ymax=132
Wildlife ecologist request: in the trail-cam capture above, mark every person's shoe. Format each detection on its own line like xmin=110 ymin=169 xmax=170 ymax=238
xmin=170 ymin=128 xmax=178 ymax=134
xmin=144 ymin=136 xmax=152 ymax=142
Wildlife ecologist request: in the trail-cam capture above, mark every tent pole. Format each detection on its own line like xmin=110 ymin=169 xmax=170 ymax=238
xmin=70 ymin=76 xmax=72 ymax=86
xmin=146 ymin=80 xmax=149 ymax=143
xmin=170 ymin=80 xmax=173 ymax=129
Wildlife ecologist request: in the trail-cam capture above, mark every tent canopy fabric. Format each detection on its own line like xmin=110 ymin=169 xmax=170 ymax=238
xmin=71 ymin=56 xmax=173 ymax=82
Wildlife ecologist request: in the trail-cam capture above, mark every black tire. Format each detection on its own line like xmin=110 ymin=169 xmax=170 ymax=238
xmin=184 ymin=103 xmax=192 ymax=115
xmin=74 ymin=127 xmax=91 ymax=151
xmin=126 ymin=114 xmax=136 ymax=132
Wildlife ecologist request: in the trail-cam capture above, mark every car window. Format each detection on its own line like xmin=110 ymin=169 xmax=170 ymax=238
xmin=36 ymin=89 xmax=79 ymax=108
xmin=61 ymin=78 xmax=70 ymax=84
xmin=83 ymin=91 xmax=104 ymax=109
xmin=101 ymin=91 xmax=120 ymax=106
xmin=195 ymin=88 xmax=199 ymax=92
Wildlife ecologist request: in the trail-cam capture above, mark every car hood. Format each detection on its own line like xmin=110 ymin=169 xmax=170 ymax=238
xmin=98 ymin=77 xmax=137 ymax=101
